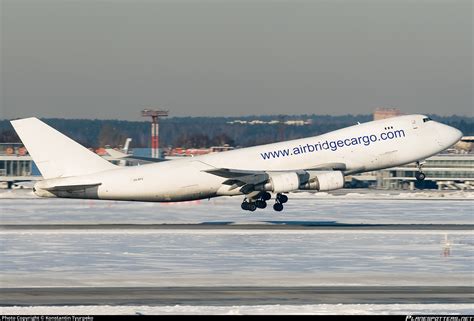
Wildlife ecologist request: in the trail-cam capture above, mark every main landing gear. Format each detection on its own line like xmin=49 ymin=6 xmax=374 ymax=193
xmin=241 ymin=191 xmax=271 ymax=212
xmin=273 ymin=193 xmax=288 ymax=212
xmin=241 ymin=201 xmax=257 ymax=211
xmin=415 ymin=161 xmax=426 ymax=182
xmin=241 ymin=192 xmax=288 ymax=212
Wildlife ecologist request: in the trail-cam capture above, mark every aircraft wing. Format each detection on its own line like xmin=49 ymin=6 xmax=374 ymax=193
xmin=204 ymin=168 xmax=269 ymax=193
xmin=204 ymin=168 xmax=267 ymax=179
xmin=205 ymin=162 xmax=347 ymax=179
xmin=204 ymin=162 xmax=350 ymax=194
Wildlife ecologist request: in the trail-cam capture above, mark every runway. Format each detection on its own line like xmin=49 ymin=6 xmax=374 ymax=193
xmin=2 ymin=286 xmax=473 ymax=306
xmin=1 ymin=223 xmax=472 ymax=230
xmin=2 ymin=192 xmax=473 ymax=313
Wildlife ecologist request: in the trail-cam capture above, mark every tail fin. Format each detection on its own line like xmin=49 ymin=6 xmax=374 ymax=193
xmin=11 ymin=117 xmax=117 ymax=179
xmin=123 ymin=138 xmax=132 ymax=153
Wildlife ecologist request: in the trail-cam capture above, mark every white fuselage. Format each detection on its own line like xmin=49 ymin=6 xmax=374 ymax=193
xmin=34 ymin=114 xmax=462 ymax=202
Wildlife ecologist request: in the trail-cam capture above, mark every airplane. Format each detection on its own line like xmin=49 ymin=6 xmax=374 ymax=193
xmin=11 ymin=115 xmax=462 ymax=211
xmin=105 ymin=138 xmax=133 ymax=166
xmin=105 ymin=139 xmax=166 ymax=165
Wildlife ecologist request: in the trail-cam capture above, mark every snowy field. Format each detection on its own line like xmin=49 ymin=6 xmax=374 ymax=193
xmin=2 ymin=304 xmax=473 ymax=315
xmin=1 ymin=189 xmax=473 ymax=225
xmin=1 ymin=189 xmax=472 ymax=314
xmin=1 ymin=229 xmax=472 ymax=287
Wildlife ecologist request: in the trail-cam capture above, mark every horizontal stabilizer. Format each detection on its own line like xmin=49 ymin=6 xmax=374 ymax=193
xmin=105 ymin=148 xmax=128 ymax=159
xmin=44 ymin=183 xmax=102 ymax=192
xmin=105 ymin=148 xmax=168 ymax=163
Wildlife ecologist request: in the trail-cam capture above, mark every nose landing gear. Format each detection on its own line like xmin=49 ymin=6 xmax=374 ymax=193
xmin=415 ymin=161 xmax=426 ymax=182
xmin=415 ymin=171 xmax=426 ymax=181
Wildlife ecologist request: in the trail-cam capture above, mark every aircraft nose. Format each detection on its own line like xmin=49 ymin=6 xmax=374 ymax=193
xmin=447 ymin=127 xmax=463 ymax=145
xmin=437 ymin=124 xmax=463 ymax=148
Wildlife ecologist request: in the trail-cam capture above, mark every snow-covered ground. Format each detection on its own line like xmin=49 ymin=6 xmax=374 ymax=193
xmin=1 ymin=229 xmax=472 ymax=287
xmin=1 ymin=189 xmax=473 ymax=225
xmin=1 ymin=304 xmax=473 ymax=315
xmin=1 ymin=189 xmax=472 ymax=314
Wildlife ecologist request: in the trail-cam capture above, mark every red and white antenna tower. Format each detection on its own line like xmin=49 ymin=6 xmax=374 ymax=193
xmin=142 ymin=109 xmax=169 ymax=158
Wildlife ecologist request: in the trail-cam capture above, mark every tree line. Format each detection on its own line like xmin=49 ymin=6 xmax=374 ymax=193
xmin=0 ymin=114 xmax=472 ymax=149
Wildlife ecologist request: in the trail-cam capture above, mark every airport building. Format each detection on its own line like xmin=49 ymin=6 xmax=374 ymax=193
xmin=369 ymin=153 xmax=473 ymax=190
xmin=1 ymin=138 xmax=473 ymax=190
xmin=0 ymin=143 xmax=41 ymax=188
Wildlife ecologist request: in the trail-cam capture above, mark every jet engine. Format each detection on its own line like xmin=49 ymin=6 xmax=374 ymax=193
xmin=299 ymin=171 xmax=344 ymax=191
xmin=267 ymin=172 xmax=300 ymax=193
xmin=255 ymin=170 xmax=344 ymax=193
xmin=253 ymin=172 xmax=300 ymax=193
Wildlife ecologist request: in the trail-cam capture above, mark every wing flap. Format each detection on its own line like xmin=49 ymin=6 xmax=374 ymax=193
xmin=308 ymin=162 xmax=347 ymax=171
xmin=204 ymin=168 xmax=266 ymax=178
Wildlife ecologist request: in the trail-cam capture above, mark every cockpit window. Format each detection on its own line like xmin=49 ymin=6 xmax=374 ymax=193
xmin=423 ymin=117 xmax=432 ymax=122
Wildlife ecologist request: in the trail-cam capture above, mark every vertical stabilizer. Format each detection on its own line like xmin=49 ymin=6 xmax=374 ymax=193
xmin=123 ymin=138 xmax=132 ymax=154
xmin=11 ymin=117 xmax=117 ymax=179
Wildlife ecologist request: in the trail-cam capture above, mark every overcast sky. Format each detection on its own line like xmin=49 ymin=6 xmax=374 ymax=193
xmin=1 ymin=0 xmax=472 ymax=120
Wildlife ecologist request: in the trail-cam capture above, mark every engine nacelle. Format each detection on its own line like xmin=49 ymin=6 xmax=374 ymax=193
xmin=299 ymin=171 xmax=344 ymax=191
xmin=254 ymin=170 xmax=345 ymax=194
xmin=267 ymin=172 xmax=300 ymax=193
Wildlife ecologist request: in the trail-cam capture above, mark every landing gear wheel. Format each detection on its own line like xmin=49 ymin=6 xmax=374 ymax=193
xmin=273 ymin=203 xmax=284 ymax=212
xmin=261 ymin=192 xmax=271 ymax=201
xmin=277 ymin=193 xmax=288 ymax=204
xmin=241 ymin=201 xmax=257 ymax=211
xmin=256 ymin=200 xmax=267 ymax=209
xmin=415 ymin=171 xmax=426 ymax=181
